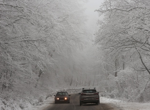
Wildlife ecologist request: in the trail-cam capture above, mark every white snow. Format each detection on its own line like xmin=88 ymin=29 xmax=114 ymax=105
xmin=30 ymin=90 xmax=150 ymax=110
xmin=32 ymin=97 xmax=54 ymax=110
xmin=101 ymin=97 xmax=150 ymax=110
xmin=0 ymin=98 xmax=33 ymax=110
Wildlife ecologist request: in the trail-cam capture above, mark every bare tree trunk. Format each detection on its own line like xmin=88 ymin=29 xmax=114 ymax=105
xmin=115 ymin=58 xmax=118 ymax=77
xmin=122 ymin=55 xmax=125 ymax=70
xmin=135 ymin=47 xmax=150 ymax=74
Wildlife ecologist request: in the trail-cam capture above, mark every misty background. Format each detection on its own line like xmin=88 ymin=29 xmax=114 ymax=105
xmin=0 ymin=0 xmax=150 ymax=109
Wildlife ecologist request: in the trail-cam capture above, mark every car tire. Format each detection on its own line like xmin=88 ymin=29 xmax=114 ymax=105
xmin=80 ymin=102 xmax=82 ymax=106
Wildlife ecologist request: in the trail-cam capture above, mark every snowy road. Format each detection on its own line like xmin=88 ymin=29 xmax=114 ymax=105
xmin=41 ymin=94 xmax=121 ymax=110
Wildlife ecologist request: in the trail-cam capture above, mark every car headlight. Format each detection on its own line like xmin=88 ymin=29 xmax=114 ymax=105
xmin=64 ymin=97 xmax=67 ymax=100
xmin=56 ymin=98 xmax=59 ymax=100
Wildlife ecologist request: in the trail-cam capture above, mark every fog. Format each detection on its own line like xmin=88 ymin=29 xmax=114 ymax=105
xmin=1 ymin=0 xmax=150 ymax=110
xmin=84 ymin=0 xmax=104 ymax=33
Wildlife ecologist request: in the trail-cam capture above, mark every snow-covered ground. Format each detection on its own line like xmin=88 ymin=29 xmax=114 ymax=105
xmin=33 ymin=96 xmax=150 ymax=110
xmin=0 ymin=98 xmax=33 ymax=110
xmin=32 ymin=96 xmax=54 ymax=110
xmin=1 ymin=90 xmax=150 ymax=110
xmin=0 ymin=97 xmax=53 ymax=110
xmin=101 ymin=97 xmax=150 ymax=110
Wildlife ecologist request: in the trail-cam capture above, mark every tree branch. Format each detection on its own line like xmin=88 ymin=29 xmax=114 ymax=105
xmin=135 ymin=47 xmax=150 ymax=74
xmin=96 ymin=7 xmax=145 ymax=13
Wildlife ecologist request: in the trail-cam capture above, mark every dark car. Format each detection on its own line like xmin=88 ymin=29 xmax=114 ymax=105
xmin=54 ymin=91 xmax=70 ymax=103
xmin=79 ymin=88 xmax=99 ymax=106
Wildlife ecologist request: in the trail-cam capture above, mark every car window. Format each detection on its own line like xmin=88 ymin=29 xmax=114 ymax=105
xmin=83 ymin=90 xmax=96 ymax=93
xmin=56 ymin=92 xmax=68 ymax=96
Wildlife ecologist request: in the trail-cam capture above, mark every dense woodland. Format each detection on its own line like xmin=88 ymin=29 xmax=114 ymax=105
xmin=96 ymin=0 xmax=150 ymax=102
xmin=0 ymin=0 xmax=90 ymax=107
xmin=0 ymin=0 xmax=150 ymax=109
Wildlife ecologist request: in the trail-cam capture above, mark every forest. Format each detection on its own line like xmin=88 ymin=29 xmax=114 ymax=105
xmin=96 ymin=0 xmax=150 ymax=102
xmin=0 ymin=0 xmax=150 ymax=109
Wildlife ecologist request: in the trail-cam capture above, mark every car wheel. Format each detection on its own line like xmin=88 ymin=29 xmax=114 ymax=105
xmin=80 ymin=102 xmax=82 ymax=106
xmin=96 ymin=102 xmax=99 ymax=105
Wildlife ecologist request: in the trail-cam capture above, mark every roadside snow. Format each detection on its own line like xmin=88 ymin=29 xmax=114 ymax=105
xmin=33 ymin=95 xmax=150 ymax=110
xmin=101 ymin=97 xmax=150 ymax=110
xmin=32 ymin=96 xmax=54 ymax=110
xmin=25 ymin=88 xmax=150 ymax=110
xmin=0 ymin=98 xmax=33 ymax=110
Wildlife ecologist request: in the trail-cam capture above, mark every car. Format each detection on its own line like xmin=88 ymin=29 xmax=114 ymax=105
xmin=54 ymin=91 xmax=70 ymax=103
xmin=79 ymin=88 xmax=99 ymax=106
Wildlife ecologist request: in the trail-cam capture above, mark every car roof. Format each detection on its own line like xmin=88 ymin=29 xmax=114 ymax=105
xmin=57 ymin=91 xmax=68 ymax=93
xmin=83 ymin=88 xmax=95 ymax=90
xmin=82 ymin=88 xmax=96 ymax=90
xmin=83 ymin=89 xmax=96 ymax=91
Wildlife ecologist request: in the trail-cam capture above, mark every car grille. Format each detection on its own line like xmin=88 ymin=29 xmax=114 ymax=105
xmin=59 ymin=98 xmax=64 ymax=100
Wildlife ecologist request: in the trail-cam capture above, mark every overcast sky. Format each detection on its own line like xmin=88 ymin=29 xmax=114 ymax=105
xmin=84 ymin=0 xmax=104 ymax=35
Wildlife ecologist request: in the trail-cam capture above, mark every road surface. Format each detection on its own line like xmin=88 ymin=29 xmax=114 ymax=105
xmin=42 ymin=94 xmax=121 ymax=110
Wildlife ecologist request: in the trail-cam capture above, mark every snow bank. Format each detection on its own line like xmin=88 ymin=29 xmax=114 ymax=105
xmin=101 ymin=97 xmax=150 ymax=110
xmin=4 ymin=88 xmax=148 ymax=110
xmin=33 ymin=88 xmax=150 ymax=110
xmin=0 ymin=98 xmax=33 ymax=110
xmin=32 ymin=96 xmax=54 ymax=110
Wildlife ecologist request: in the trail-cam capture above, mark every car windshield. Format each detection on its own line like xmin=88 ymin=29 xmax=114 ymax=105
xmin=83 ymin=90 xmax=96 ymax=93
xmin=56 ymin=92 xmax=68 ymax=96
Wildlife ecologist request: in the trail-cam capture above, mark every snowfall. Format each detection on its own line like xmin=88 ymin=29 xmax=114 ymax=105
xmin=1 ymin=89 xmax=149 ymax=110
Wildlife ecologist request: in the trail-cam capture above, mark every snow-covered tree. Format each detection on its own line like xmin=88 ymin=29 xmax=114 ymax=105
xmin=96 ymin=0 xmax=150 ymax=101
xmin=0 ymin=0 xmax=89 ymax=107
